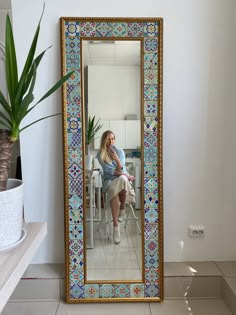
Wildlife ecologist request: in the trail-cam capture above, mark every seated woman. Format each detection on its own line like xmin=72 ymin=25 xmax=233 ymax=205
xmin=96 ymin=130 xmax=135 ymax=244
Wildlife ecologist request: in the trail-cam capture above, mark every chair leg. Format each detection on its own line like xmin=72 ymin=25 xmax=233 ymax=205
xmin=124 ymin=203 xmax=141 ymax=234
xmin=97 ymin=217 xmax=103 ymax=232
xmin=97 ymin=192 xmax=111 ymax=240
xmin=105 ymin=206 xmax=110 ymax=240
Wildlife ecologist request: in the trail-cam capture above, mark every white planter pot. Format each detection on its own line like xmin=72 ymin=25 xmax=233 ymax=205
xmin=0 ymin=179 xmax=24 ymax=250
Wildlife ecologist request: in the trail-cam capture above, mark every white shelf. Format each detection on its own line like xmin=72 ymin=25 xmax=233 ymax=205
xmin=0 ymin=222 xmax=47 ymax=313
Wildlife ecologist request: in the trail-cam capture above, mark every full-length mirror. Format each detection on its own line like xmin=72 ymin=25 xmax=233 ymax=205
xmin=61 ymin=17 xmax=163 ymax=303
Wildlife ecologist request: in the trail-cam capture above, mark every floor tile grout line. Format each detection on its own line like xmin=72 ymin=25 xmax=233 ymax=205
xmin=214 ymin=261 xmax=226 ymax=277
xmin=127 ymin=219 xmax=142 ymax=273
xmin=55 ymin=300 xmax=60 ymax=315
xmin=223 ymin=277 xmax=236 ymax=295
xmin=148 ymin=302 xmax=153 ymax=315
xmin=2 ymin=299 xmax=232 ymax=315
xmin=86 ymin=218 xmax=142 ymax=277
xmin=10 ymin=262 xmax=236 ymax=305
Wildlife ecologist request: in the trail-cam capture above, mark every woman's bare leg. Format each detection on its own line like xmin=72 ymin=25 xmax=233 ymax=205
xmin=119 ymin=189 xmax=126 ymax=209
xmin=110 ymin=195 xmax=120 ymax=227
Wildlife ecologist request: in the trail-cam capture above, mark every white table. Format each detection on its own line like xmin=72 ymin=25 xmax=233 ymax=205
xmin=86 ymin=169 xmax=102 ymax=249
xmin=0 ymin=222 xmax=47 ymax=313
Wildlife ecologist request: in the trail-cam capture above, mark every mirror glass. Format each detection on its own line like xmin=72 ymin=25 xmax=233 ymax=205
xmin=82 ymin=40 xmax=142 ymax=281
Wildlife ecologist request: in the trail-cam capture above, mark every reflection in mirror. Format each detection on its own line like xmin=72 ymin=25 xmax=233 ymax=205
xmin=82 ymin=40 xmax=143 ymax=281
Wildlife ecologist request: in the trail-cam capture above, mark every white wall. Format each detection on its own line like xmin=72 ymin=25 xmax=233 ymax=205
xmin=226 ymin=0 xmax=236 ymax=258
xmin=88 ymin=65 xmax=140 ymax=120
xmin=233 ymin=1 xmax=236 ymax=259
xmin=11 ymin=0 xmax=235 ymax=263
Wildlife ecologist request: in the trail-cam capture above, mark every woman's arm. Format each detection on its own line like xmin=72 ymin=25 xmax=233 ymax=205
xmin=96 ymin=152 xmax=116 ymax=176
xmin=114 ymin=169 xmax=135 ymax=181
xmin=109 ymin=147 xmax=124 ymax=171
xmin=110 ymin=148 xmax=135 ymax=181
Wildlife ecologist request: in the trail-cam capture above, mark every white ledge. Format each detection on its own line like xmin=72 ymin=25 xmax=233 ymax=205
xmin=0 ymin=222 xmax=47 ymax=313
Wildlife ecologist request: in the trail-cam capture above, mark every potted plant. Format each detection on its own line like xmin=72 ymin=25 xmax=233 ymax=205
xmin=85 ymin=115 xmax=103 ymax=170
xmin=0 ymin=8 xmax=73 ymax=250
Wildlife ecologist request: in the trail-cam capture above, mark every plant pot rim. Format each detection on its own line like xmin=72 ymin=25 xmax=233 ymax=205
xmin=7 ymin=178 xmax=22 ymax=182
xmin=0 ymin=178 xmax=23 ymax=193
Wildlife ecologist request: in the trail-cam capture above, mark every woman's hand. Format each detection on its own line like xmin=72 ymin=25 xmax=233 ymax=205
xmin=127 ymin=175 xmax=135 ymax=182
xmin=109 ymin=149 xmax=119 ymax=162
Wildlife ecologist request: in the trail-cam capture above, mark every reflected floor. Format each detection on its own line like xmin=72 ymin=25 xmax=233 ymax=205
xmin=86 ymin=208 xmax=142 ymax=281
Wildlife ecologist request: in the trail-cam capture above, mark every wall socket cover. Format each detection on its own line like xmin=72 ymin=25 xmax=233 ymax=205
xmin=188 ymin=225 xmax=205 ymax=237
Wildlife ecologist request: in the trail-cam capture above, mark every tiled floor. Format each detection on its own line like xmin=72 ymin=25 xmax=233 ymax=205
xmin=2 ymin=211 xmax=236 ymax=314
xmin=86 ymin=207 xmax=142 ymax=281
xmin=1 ymin=261 xmax=235 ymax=314
xmin=1 ymin=299 xmax=232 ymax=314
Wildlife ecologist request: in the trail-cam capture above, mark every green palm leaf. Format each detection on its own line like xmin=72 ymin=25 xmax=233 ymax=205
xmin=0 ymin=90 xmax=11 ymax=116
xmin=0 ymin=111 xmax=11 ymax=128
xmin=16 ymin=62 xmax=37 ymax=124
xmin=0 ymin=119 xmax=11 ymax=129
xmin=0 ymin=4 xmax=74 ymax=142
xmin=5 ymin=14 xmax=18 ymax=112
xmin=21 ymin=47 xmax=52 ymax=98
xmin=36 ymin=71 xmax=73 ymax=105
xmin=16 ymin=3 xmax=44 ymax=101
xmin=86 ymin=115 xmax=103 ymax=144
xmin=20 ymin=113 xmax=61 ymax=132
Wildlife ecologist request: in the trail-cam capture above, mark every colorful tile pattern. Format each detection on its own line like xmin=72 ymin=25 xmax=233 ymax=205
xmin=69 ymin=177 xmax=83 ymax=195
xmin=144 ymin=177 xmax=158 ymax=207
xmin=85 ymin=284 xmax=100 ymax=298
xmin=99 ymin=284 xmax=114 ymax=297
xmin=144 ymin=101 xmax=158 ymax=116
xmin=144 ymin=38 xmax=158 ymax=52
xmin=144 ymin=69 xmax=158 ymax=85
xmin=96 ymin=22 xmax=113 ymax=37
xmin=144 ymin=85 xmax=158 ymax=101
xmin=130 ymin=284 xmax=145 ymax=298
xmin=65 ymin=21 xmax=80 ymax=38
xmin=112 ymin=23 xmax=128 ymax=37
xmin=80 ymin=22 xmax=96 ymax=37
xmin=69 ymin=240 xmax=83 ymax=255
xmin=144 ymin=53 xmax=158 ymax=69
xmin=145 ymin=207 xmax=159 ymax=223
xmin=114 ymin=284 xmax=130 ymax=298
xmin=66 ymin=36 xmax=80 ymax=54
xmin=128 ymin=22 xmax=143 ymax=37
xmin=62 ymin=18 xmax=162 ymax=301
xmin=144 ymin=22 xmax=159 ymax=37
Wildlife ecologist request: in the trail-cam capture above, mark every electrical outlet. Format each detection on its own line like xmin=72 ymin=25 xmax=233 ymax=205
xmin=188 ymin=225 xmax=205 ymax=237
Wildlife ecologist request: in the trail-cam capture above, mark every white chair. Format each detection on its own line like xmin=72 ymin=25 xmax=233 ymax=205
xmin=85 ymin=160 xmax=103 ymax=248
xmin=85 ymin=169 xmax=96 ymax=248
xmin=97 ymin=187 xmax=141 ymax=240
xmin=123 ymin=200 xmax=141 ymax=234
xmin=96 ymin=190 xmax=111 ymax=239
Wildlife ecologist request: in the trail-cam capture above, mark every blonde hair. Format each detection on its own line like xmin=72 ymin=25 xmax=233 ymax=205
xmin=100 ymin=130 xmax=115 ymax=163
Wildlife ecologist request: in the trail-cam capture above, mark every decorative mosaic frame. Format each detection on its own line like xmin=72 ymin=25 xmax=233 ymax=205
xmin=60 ymin=17 xmax=163 ymax=303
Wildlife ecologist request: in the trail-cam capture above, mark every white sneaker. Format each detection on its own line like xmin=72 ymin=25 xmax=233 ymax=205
xmin=113 ymin=225 xmax=121 ymax=244
xmin=118 ymin=209 xmax=125 ymax=222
